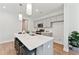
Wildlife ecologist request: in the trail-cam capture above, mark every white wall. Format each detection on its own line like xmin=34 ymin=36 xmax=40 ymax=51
xmin=0 ymin=11 xmax=20 ymax=43
xmin=0 ymin=9 xmax=34 ymax=43
xmin=64 ymin=3 xmax=79 ymax=52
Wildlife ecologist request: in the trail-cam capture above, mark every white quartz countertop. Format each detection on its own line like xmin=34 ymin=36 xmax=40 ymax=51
xmin=14 ymin=33 xmax=53 ymax=51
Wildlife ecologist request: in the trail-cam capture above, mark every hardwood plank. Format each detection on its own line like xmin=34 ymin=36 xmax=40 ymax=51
xmin=54 ymin=42 xmax=79 ymax=55
xmin=0 ymin=41 xmax=79 ymax=55
xmin=0 ymin=42 xmax=16 ymax=55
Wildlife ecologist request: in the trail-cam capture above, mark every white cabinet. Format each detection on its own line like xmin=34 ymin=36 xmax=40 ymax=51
xmin=37 ymin=40 xmax=53 ymax=55
xmin=34 ymin=20 xmax=43 ymax=28
xmin=43 ymin=19 xmax=50 ymax=28
xmin=34 ymin=14 xmax=64 ymax=28
xmin=56 ymin=15 xmax=64 ymax=21
xmin=51 ymin=17 xmax=56 ymax=22
xmin=41 ymin=32 xmax=52 ymax=37
xmin=34 ymin=19 xmax=51 ymax=28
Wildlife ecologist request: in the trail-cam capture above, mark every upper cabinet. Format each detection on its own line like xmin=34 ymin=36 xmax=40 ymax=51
xmin=56 ymin=15 xmax=64 ymax=21
xmin=34 ymin=20 xmax=44 ymax=28
xmin=43 ymin=19 xmax=51 ymax=28
xmin=50 ymin=16 xmax=57 ymax=22
xmin=34 ymin=14 xmax=64 ymax=28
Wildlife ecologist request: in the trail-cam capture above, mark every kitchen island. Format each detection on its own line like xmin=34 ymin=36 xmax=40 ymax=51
xmin=14 ymin=33 xmax=54 ymax=55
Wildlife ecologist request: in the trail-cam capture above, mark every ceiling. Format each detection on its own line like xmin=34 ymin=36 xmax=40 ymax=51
xmin=0 ymin=3 xmax=64 ymax=20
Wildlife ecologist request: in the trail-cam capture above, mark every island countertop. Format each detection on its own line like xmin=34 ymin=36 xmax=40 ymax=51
xmin=14 ymin=33 xmax=54 ymax=51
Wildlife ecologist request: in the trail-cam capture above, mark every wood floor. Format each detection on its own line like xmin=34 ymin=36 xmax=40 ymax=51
xmin=54 ymin=43 xmax=79 ymax=55
xmin=0 ymin=42 xmax=16 ymax=55
xmin=0 ymin=41 xmax=79 ymax=55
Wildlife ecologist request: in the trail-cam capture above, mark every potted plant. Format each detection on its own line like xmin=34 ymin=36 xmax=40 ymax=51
xmin=68 ymin=31 xmax=79 ymax=52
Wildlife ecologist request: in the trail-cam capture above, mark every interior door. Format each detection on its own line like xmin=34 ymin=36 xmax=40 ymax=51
xmin=22 ymin=19 xmax=28 ymax=32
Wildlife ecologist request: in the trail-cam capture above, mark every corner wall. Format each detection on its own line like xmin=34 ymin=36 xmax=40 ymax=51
xmin=64 ymin=3 xmax=79 ymax=52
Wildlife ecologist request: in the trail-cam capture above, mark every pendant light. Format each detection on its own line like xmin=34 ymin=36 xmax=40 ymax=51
xmin=19 ymin=13 xmax=22 ymax=21
xmin=26 ymin=3 xmax=32 ymax=15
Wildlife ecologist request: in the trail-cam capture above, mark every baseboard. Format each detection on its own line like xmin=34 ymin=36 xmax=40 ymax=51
xmin=63 ymin=46 xmax=69 ymax=52
xmin=0 ymin=39 xmax=14 ymax=44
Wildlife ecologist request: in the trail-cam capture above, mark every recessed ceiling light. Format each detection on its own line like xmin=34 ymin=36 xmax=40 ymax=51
xmin=2 ymin=6 xmax=6 ymax=8
xmin=35 ymin=9 xmax=39 ymax=12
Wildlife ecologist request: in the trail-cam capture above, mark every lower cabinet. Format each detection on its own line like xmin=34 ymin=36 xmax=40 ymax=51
xmin=15 ymin=38 xmax=21 ymax=54
xmin=14 ymin=37 xmax=37 ymax=55
xmin=36 ymin=41 xmax=53 ymax=55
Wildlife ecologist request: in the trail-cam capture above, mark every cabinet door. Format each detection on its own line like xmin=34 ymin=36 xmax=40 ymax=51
xmin=43 ymin=19 xmax=50 ymax=28
xmin=15 ymin=38 xmax=20 ymax=54
xmin=56 ymin=15 xmax=64 ymax=21
xmin=43 ymin=41 xmax=53 ymax=55
xmin=51 ymin=17 xmax=56 ymax=22
xmin=15 ymin=38 xmax=23 ymax=55
xmin=34 ymin=20 xmax=44 ymax=28
xmin=37 ymin=41 xmax=53 ymax=55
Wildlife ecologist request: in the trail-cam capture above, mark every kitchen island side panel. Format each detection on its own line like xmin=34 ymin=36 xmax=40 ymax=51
xmin=37 ymin=40 xmax=53 ymax=55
